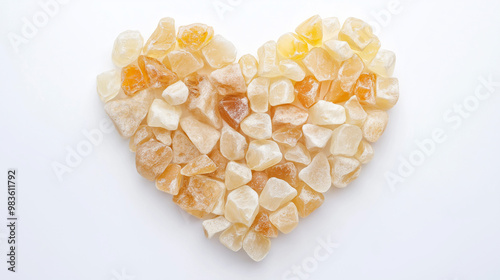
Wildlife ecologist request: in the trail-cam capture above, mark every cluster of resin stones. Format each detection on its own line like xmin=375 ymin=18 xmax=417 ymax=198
xmin=97 ymin=15 xmax=399 ymax=261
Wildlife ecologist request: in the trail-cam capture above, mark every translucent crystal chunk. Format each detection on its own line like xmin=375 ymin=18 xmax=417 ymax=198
xmin=220 ymin=123 xmax=248 ymax=161
xmin=181 ymin=154 xmax=217 ymax=176
xmin=219 ymin=95 xmax=250 ymax=129
xmin=240 ymin=113 xmax=272 ymax=140
xmin=219 ymin=223 xmax=248 ymax=252
xmin=257 ymin=41 xmax=281 ymax=78
xmin=112 ymin=30 xmax=143 ymax=67
xmin=284 ymin=143 xmax=312 ymax=165
xmin=329 ymin=124 xmax=363 ymax=157
xmin=272 ymin=105 xmax=309 ymax=127
xmin=203 ymin=216 xmax=231 ymax=239
xmin=147 ymin=99 xmax=182 ymax=131
xmin=243 ymin=229 xmax=272 ymax=262
xmin=97 ymin=69 xmax=121 ymax=102
xmin=308 ymin=100 xmax=346 ymax=125
xmin=295 ymin=15 xmax=323 ymax=46
xmin=172 ymin=130 xmax=201 ymax=164
xmin=209 ymin=64 xmax=247 ymax=96
xmin=375 ymin=77 xmax=399 ymax=110
xmin=329 ymin=156 xmax=361 ymax=188
xmin=177 ymin=23 xmax=214 ymax=51
xmin=156 ymin=164 xmax=182 ymax=195
xmin=246 ymin=140 xmax=283 ymax=171
xmin=298 ymin=153 xmax=331 ymax=193
xmin=293 ymin=182 xmax=324 ymax=218
xmin=269 ymin=77 xmax=295 ymax=106
xmin=295 ymin=76 xmax=320 ymax=108
xmin=180 ymin=116 xmax=221 ymax=154
xmin=277 ymin=32 xmax=308 ymax=60
xmin=166 ymin=49 xmax=204 ymax=77
xmin=362 ymin=110 xmax=389 ymax=142
xmin=173 ymin=175 xmax=225 ymax=218
xmin=135 ymin=139 xmax=172 ymax=181
xmin=269 ymin=202 xmax=299 ymax=234
xmin=225 ymin=161 xmax=252 ymax=190
xmin=247 ymin=77 xmax=270 ymax=113
xmin=239 ymin=54 xmax=258 ymax=83
xmin=143 ymin=17 xmax=176 ymax=58
xmin=259 ymin=177 xmax=297 ymax=211
xmin=302 ymin=124 xmax=333 ymax=150
xmin=224 ymin=185 xmax=259 ymax=227
xmin=202 ymin=34 xmax=237 ymax=68
xmin=302 ymin=47 xmax=338 ymax=81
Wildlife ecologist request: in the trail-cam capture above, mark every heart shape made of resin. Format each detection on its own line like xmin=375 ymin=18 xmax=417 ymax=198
xmin=96 ymin=15 xmax=399 ymax=262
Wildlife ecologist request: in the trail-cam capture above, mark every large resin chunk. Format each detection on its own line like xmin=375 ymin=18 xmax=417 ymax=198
xmin=219 ymin=95 xmax=249 ymax=129
xmin=308 ymin=100 xmax=346 ymax=125
xmin=259 ymin=177 xmax=297 ymax=211
xmin=185 ymin=74 xmax=222 ymax=129
xmin=173 ymin=175 xmax=225 ymax=218
xmin=269 ymin=202 xmax=299 ymax=234
xmin=298 ymin=153 xmax=331 ymax=193
xmin=243 ymin=229 xmax=272 ymax=262
xmin=247 ymin=77 xmax=270 ymax=113
xmin=362 ymin=110 xmax=389 ymax=142
xmin=329 ymin=156 xmax=361 ymax=188
xmin=135 ymin=139 xmax=172 ymax=181
xmin=272 ymin=105 xmax=308 ymax=127
xmin=295 ymin=76 xmax=320 ymax=108
xmin=240 ymin=113 xmax=272 ymax=140
xmin=112 ymin=30 xmax=143 ymax=67
xmin=250 ymin=211 xmax=278 ymax=238
xmin=265 ymin=162 xmax=298 ymax=188
xmin=143 ymin=17 xmax=176 ymax=58
xmin=202 ymin=34 xmax=237 ymax=68
xmin=302 ymin=47 xmax=338 ymax=81
xmin=224 ymin=186 xmax=259 ymax=227
xmin=147 ymin=99 xmax=182 ymax=131
xmin=257 ymin=41 xmax=281 ymax=78
xmin=177 ymin=23 xmax=214 ymax=51
xmin=329 ymin=124 xmax=363 ymax=157
xmin=166 ymin=50 xmax=204 ymax=77
xmin=172 ymin=130 xmax=201 ymax=164
xmin=97 ymin=69 xmax=121 ymax=102
xmin=181 ymin=155 xmax=217 ymax=176
xmin=293 ymin=182 xmax=324 ymax=218
xmin=246 ymin=140 xmax=283 ymax=171
xmin=225 ymin=161 xmax=252 ymax=190
xmin=104 ymin=90 xmax=153 ymax=138
xmin=180 ymin=116 xmax=220 ymax=154
xmin=295 ymin=15 xmax=323 ymax=46
xmin=220 ymin=123 xmax=248 ymax=161
xmin=277 ymin=32 xmax=308 ymax=60
xmin=209 ymin=64 xmax=247 ymax=96
xmin=156 ymin=164 xmax=182 ymax=195
xmin=219 ymin=223 xmax=248 ymax=252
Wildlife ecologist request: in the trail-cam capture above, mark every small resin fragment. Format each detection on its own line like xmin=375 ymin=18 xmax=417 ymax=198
xmin=181 ymin=154 xmax=217 ymax=176
xmin=225 ymin=161 xmax=252 ymax=190
xmin=323 ymin=39 xmax=354 ymax=62
xmin=138 ymin=55 xmax=178 ymax=89
xmin=293 ymin=182 xmax=324 ymax=218
xmin=207 ymin=149 xmax=229 ymax=180
xmin=173 ymin=175 xmax=225 ymax=218
xmin=180 ymin=116 xmax=221 ymax=154
xmin=368 ymin=49 xmax=396 ymax=77
xmin=272 ymin=126 xmax=303 ymax=148
xmin=147 ymin=99 xmax=182 ymax=131
xmin=239 ymin=54 xmax=258 ymax=83
xmin=121 ymin=64 xmax=148 ymax=97
xmin=284 ymin=143 xmax=312 ymax=166
xmin=329 ymin=156 xmax=361 ymax=188
xmin=203 ymin=216 xmax=231 ymax=239
xmin=362 ymin=110 xmax=389 ymax=142
xmin=243 ymin=229 xmax=272 ymax=262
xmin=279 ymin=59 xmax=306 ymax=82
xmin=344 ymin=96 xmax=367 ymax=126
xmin=220 ymin=123 xmax=248 ymax=161
xmin=162 ymin=80 xmax=189 ymax=105
xmin=129 ymin=125 xmax=154 ymax=152
xmin=247 ymin=171 xmax=269 ymax=195
xmin=219 ymin=223 xmax=248 ymax=252
xmin=295 ymin=76 xmax=320 ymax=108
xmin=322 ymin=17 xmax=340 ymax=41
xmin=272 ymin=105 xmax=309 ymax=127
xmin=240 ymin=113 xmax=272 ymax=140
xmin=143 ymin=17 xmax=176 ymax=58
xmin=269 ymin=77 xmax=295 ymax=106
xmin=202 ymin=34 xmax=237 ymax=68
xmin=246 ymin=140 xmax=283 ymax=171
xmin=112 ymin=30 xmax=143 ymax=67
xmin=354 ymin=73 xmax=377 ymax=106
xmin=302 ymin=124 xmax=333 ymax=150
xmin=172 ymin=130 xmax=201 ymax=164
xmin=329 ymin=124 xmax=363 ymax=157
xmin=277 ymin=32 xmax=309 ymax=60
xmin=156 ymin=164 xmax=182 ymax=195
xmin=265 ymin=162 xmax=298 ymax=188
xmin=177 ymin=23 xmax=214 ymax=51
xmin=257 ymin=41 xmax=281 ymax=78
xmin=375 ymin=77 xmax=399 ymax=110
xmin=250 ymin=211 xmax=278 ymax=238
xmin=209 ymin=64 xmax=247 ymax=96
xmin=166 ymin=49 xmax=204 ymax=77
xmin=136 ymin=139 xmax=172 ymax=181
xmin=104 ymin=90 xmax=153 ymax=138
xmin=308 ymin=100 xmax=346 ymax=126
xmin=224 ymin=186 xmax=259 ymax=227
xmin=269 ymin=202 xmax=299 ymax=234
xmin=302 ymin=47 xmax=338 ymax=81
xmin=219 ymin=95 xmax=249 ymax=129
xmin=97 ymin=69 xmax=121 ymax=102
xmin=295 ymin=15 xmax=323 ymax=46
xmin=247 ymin=77 xmax=270 ymax=113
xmin=298 ymin=153 xmax=331 ymax=193
xmin=355 ymin=140 xmax=374 ymax=164
xmin=259 ymin=177 xmax=297 ymax=211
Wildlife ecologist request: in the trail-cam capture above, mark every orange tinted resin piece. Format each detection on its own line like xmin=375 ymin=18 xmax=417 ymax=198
xmin=173 ymin=175 xmax=224 ymax=218
xmin=181 ymin=155 xmax=217 ymax=176
xmin=208 ymin=149 xmax=229 ymax=180
xmin=121 ymin=64 xmax=148 ymax=96
xmin=219 ymin=95 xmax=249 ymax=129
xmin=324 ymin=79 xmax=352 ymax=103
xmin=129 ymin=125 xmax=154 ymax=152
xmin=138 ymin=55 xmax=178 ymax=89
xmin=265 ymin=162 xmax=298 ymax=187
xmin=251 ymin=211 xmax=278 ymax=238
xmin=292 ymin=182 xmax=324 ymax=218
xmin=135 ymin=139 xmax=173 ymax=181
xmin=272 ymin=126 xmax=303 ymax=147
xmin=354 ymin=73 xmax=376 ymax=106
xmin=177 ymin=23 xmax=214 ymax=51
xmin=295 ymin=76 xmax=320 ymax=108
xmin=247 ymin=171 xmax=269 ymax=195
xmin=156 ymin=164 xmax=182 ymax=195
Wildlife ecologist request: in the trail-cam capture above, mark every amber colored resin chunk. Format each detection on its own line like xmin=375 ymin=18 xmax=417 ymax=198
xmin=136 ymin=139 xmax=173 ymax=181
xmin=219 ymin=95 xmax=249 ymax=129
xmin=295 ymin=76 xmax=320 ymax=108
xmin=354 ymin=73 xmax=376 ymax=106
xmin=243 ymin=229 xmax=272 ymax=262
xmin=251 ymin=211 xmax=278 ymax=238
xmin=172 ymin=130 xmax=201 ymax=164
xmin=292 ymin=182 xmax=324 ymax=218
xmin=295 ymin=15 xmax=323 ymax=46
xmin=138 ymin=55 xmax=178 ymax=89
xmin=177 ymin=23 xmax=214 ymax=51
xmin=121 ymin=64 xmax=148 ymax=96
xmin=219 ymin=223 xmax=248 ymax=252
xmin=265 ymin=162 xmax=298 ymax=188
xmin=272 ymin=105 xmax=308 ymax=127
xmin=208 ymin=149 xmax=229 ymax=180
xmin=271 ymin=126 xmax=303 ymax=148
xmin=247 ymin=171 xmax=269 ymax=195
xmin=277 ymin=32 xmax=309 ymax=60
xmin=156 ymin=164 xmax=182 ymax=195
xmin=143 ymin=17 xmax=176 ymax=58
xmin=173 ymin=175 xmax=225 ymax=218
xmin=181 ymin=155 xmax=217 ymax=176
xmin=324 ymin=79 xmax=352 ymax=104
xmin=269 ymin=202 xmax=299 ymax=234
xmin=129 ymin=125 xmax=154 ymax=152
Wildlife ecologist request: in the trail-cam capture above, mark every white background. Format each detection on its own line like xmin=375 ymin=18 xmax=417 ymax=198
xmin=1 ymin=0 xmax=500 ymax=279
